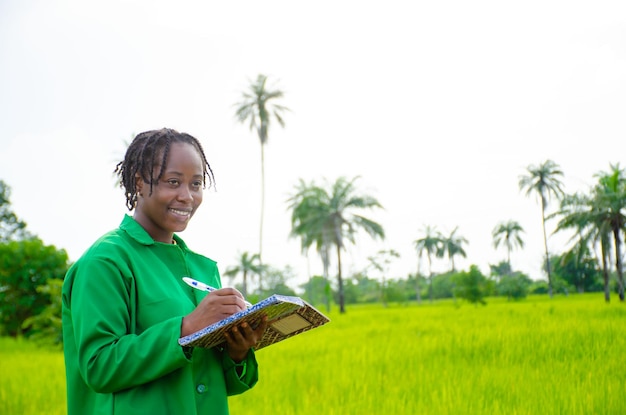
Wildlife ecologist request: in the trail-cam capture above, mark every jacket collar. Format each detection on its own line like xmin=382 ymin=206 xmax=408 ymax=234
xmin=119 ymin=214 xmax=188 ymax=250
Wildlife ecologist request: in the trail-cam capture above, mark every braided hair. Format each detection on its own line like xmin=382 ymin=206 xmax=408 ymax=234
xmin=114 ymin=128 xmax=215 ymax=211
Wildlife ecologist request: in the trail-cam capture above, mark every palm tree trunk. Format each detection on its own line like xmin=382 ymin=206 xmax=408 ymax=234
xmin=242 ymin=270 xmax=248 ymax=297
xmin=322 ymin=246 xmax=331 ymax=312
xmin=507 ymin=247 xmax=512 ymax=274
xmin=259 ymin=143 xmax=265 ymax=261
xmin=540 ymin=197 xmax=553 ymax=298
xmin=612 ymin=227 xmax=625 ymax=301
xmin=381 ymin=275 xmax=387 ymax=307
xmin=336 ymin=244 xmax=345 ymax=313
xmin=415 ymin=257 xmax=422 ymax=305
xmin=258 ymin=143 xmax=265 ymax=291
xmin=427 ymin=253 xmax=433 ymax=303
xmin=601 ymin=247 xmax=611 ymax=303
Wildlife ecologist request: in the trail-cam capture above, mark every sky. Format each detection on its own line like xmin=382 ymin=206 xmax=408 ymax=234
xmin=1 ymin=0 xmax=625 ymax=290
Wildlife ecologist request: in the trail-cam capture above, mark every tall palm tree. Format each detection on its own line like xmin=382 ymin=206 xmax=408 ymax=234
xmin=287 ymin=179 xmax=333 ymax=310
xmin=593 ymin=164 xmax=626 ymax=300
xmin=287 ymin=176 xmax=385 ymax=313
xmin=234 ymin=74 xmax=289 ymax=264
xmin=413 ymin=225 xmax=443 ymax=302
xmin=519 ymin=159 xmax=565 ymax=297
xmin=223 ymin=251 xmax=262 ymax=297
xmin=492 ymin=220 xmax=525 ymax=270
xmin=440 ymin=226 xmax=468 ymax=272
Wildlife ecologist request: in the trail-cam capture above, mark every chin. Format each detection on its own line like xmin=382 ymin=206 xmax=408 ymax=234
xmin=173 ymin=223 xmax=190 ymax=233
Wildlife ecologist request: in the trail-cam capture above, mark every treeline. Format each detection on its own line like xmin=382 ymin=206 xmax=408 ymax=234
xmin=1 ymin=157 xmax=625 ymax=345
xmin=235 ymin=257 xmax=609 ymax=312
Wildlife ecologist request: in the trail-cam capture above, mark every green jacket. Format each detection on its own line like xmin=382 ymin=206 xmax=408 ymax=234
xmin=62 ymin=215 xmax=258 ymax=415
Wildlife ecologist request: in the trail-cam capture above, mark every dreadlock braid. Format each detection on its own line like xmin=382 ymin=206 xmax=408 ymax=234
xmin=114 ymin=128 xmax=215 ymax=211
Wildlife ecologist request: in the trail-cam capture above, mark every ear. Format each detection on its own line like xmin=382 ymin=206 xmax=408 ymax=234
xmin=135 ymin=174 xmax=144 ymax=196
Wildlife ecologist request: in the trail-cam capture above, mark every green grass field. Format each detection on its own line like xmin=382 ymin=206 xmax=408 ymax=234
xmin=2 ymin=294 xmax=624 ymax=414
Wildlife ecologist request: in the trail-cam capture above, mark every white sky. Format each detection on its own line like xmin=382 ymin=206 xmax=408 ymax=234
xmin=1 ymin=0 xmax=625 ymax=290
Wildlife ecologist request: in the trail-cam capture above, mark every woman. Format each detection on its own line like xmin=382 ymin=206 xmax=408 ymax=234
xmin=62 ymin=128 xmax=267 ymax=415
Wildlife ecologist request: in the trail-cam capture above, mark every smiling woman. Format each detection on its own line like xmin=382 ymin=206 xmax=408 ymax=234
xmin=61 ymin=128 xmax=268 ymax=415
xmin=132 ymin=141 xmax=205 ymax=242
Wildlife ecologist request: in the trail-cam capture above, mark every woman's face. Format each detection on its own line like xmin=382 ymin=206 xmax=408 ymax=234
xmin=133 ymin=142 xmax=204 ymax=243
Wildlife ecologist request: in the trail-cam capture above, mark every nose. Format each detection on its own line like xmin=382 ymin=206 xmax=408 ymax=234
xmin=177 ymin=186 xmax=193 ymax=202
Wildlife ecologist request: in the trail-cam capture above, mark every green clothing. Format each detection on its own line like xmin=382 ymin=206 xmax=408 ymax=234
xmin=62 ymin=215 xmax=258 ymax=415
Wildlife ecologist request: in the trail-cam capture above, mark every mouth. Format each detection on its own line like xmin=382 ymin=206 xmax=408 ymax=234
xmin=169 ymin=208 xmax=192 ymax=218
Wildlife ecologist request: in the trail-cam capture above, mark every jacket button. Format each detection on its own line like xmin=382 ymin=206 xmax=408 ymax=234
xmin=196 ymin=384 xmax=207 ymax=394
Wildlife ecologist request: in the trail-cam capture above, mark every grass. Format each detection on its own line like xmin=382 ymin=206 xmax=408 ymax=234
xmin=0 ymin=338 xmax=66 ymax=415
xmin=229 ymin=294 xmax=625 ymax=415
xmin=1 ymin=293 xmax=624 ymax=414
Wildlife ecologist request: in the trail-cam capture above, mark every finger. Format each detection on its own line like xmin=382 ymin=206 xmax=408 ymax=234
xmin=253 ymin=316 xmax=269 ymax=335
xmin=238 ymin=322 xmax=254 ymax=338
xmin=228 ymin=325 xmax=246 ymax=344
xmin=213 ymin=287 xmax=245 ymax=300
xmin=214 ymin=294 xmax=247 ymax=311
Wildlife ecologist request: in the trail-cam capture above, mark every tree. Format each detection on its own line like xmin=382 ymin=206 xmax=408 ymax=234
xmin=223 ymin=251 xmax=262 ymax=297
xmin=298 ymin=275 xmax=332 ymax=307
xmin=519 ymin=159 xmax=565 ymax=297
xmin=287 ymin=176 xmax=385 ymax=313
xmin=440 ymin=226 xmax=468 ymax=272
xmin=495 ymin=271 xmax=532 ymax=300
xmin=366 ymin=249 xmax=400 ymax=307
xmin=552 ymin=192 xmax=610 ymax=300
xmin=453 ymin=265 xmax=489 ymax=305
xmin=592 ymin=165 xmax=626 ymax=300
xmin=413 ymin=225 xmax=443 ymax=302
xmin=492 ymin=220 xmax=525 ymax=271
xmin=255 ymin=265 xmax=298 ymax=299
xmin=0 ymin=238 xmax=69 ymax=336
xmin=288 ymin=179 xmax=333 ymax=310
xmin=21 ymin=278 xmax=64 ymax=347
xmin=552 ymin=166 xmax=626 ymax=303
xmin=552 ymin=249 xmax=600 ymax=293
xmin=0 ymin=180 xmax=32 ymax=242
xmin=234 ymin=74 xmax=289 ymax=264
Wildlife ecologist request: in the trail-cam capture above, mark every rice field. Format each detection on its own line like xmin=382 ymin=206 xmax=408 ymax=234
xmin=1 ymin=293 xmax=624 ymax=414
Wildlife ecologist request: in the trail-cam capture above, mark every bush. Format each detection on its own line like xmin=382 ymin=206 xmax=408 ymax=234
xmin=496 ymin=272 xmax=531 ymax=300
xmin=0 ymin=238 xmax=69 ymax=337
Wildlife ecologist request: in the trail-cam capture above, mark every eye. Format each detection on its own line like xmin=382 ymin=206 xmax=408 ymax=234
xmin=167 ymin=179 xmax=180 ymax=186
xmin=192 ymin=180 xmax=203 ymax=188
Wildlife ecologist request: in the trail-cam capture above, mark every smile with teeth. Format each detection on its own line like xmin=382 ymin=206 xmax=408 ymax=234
xmin=169 ymin=208 xmax=191 ymax=217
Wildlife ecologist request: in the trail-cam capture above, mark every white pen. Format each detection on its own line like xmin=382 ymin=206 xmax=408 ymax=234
xmin=182 ymin=276 xmax=253 ymax=308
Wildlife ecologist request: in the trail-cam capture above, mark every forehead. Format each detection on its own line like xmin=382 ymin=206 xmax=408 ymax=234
xmin=160 ymin=142 xmax=204 ymax=173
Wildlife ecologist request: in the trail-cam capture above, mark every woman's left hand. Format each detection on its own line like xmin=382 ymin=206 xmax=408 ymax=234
xmin=224 ymin=315 xmax=268 ymax=362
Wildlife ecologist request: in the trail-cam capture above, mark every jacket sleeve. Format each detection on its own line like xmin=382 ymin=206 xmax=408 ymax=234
xmin=66 ymin=255 xmax=191 ymax=394
xmin=221 ymin=348 xmax=259 ymax=396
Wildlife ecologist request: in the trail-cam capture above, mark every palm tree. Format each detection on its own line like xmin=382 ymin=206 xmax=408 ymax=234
xmin=519 ymin=159 xmax=565 ymax=297
xmin=414 ymin=225 xmax=443 ymax=302
xmin=553 ymin=192 xmax=613 ymax=301
xmin=287 ymin=179 xmax=333 ymax=310
xmin=593 ymin=164 xmax=626 ymax=300
xmin=223 ymin=251 xmax=262 ymax=297
xmin=287 ymin=176 xmax=385 ymax=313
xmin=492 ymin=220 xmax=525 ymax=270
xmin=440 ymin=226 xmax=468 ymax=272
xmin=234 ymin=74 xmax=289 ymax=264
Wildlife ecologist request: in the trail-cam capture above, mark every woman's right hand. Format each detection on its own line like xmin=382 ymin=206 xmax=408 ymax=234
xmin=181 ymin=288 xmax=248 ymax=337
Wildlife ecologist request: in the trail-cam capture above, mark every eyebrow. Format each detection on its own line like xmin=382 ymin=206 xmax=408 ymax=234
xmin=165 ymin=170 xmax=203 ymax=177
